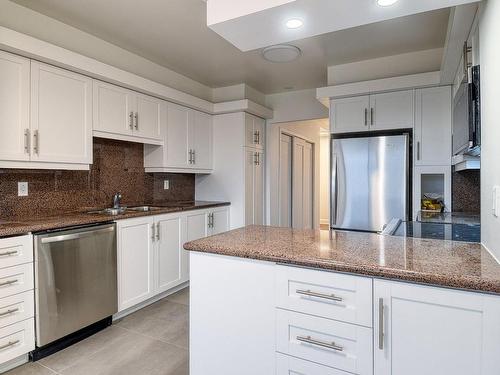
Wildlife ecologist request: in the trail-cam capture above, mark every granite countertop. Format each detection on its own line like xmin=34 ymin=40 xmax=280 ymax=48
xmin=184 ymin=225 xmax=500 ymax=295
xmin=0 ymin=201 xmax=230 ymax=237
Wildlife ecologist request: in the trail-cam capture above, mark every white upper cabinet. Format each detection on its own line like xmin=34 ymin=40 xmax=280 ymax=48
xmin=374 ymin=280 xmax=500 ymax=375
xmin=93 ymin=80 xmax=162 ymax=144
xmin=369 ymin=90 xmax=414 ymax=130
xmin=0 ymin=51 xmax=30 ymax=162
xmin=30 ymin=61 xmax=92 ymax=165
xmin=245 ymin=113 xmax=265 ymax=149
xmin=330 ymin=90 xmax=414 ymax=134
xmin=414 ymin=86 xmax=452 ymax=166
xmin=144 ymin=102 xmax=213 ymax=173
xmin=330 ymin=95 xmax=370 ymax=133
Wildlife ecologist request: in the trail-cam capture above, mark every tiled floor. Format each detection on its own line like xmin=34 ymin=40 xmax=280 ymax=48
xmin=6 ymin=288 xmax=190 ymax=375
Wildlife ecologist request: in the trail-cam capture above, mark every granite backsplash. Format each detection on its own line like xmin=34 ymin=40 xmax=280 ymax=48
xmin=0 ymin=138 xmax=195 ymax=219
xmin=452 ymin=169 xmax=480 ymax=214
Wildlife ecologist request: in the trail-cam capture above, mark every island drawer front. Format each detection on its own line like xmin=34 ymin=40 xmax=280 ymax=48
xmin=0 ymin=291 xmax=34 ymax=329
xmin=277 ymin=353 xmax=353 ymax=375
xmin=276 ymin=309 xmax=373 ymax=375
xmin=0 ymin=235 xmax=33 ymax=270
xmin=0 ymin=318 xmax=35 ymax=364
xmin=0 ymin=264 xmax=34 ymax=300
xmin=276 ymin=265 xmax=372 ymax=327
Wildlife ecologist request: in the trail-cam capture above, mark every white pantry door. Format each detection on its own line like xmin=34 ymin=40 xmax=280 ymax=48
xmin=279 ymin=134 xmax=293 ymax=227
xmin=292 ymin=137 xmax=313 ymax=229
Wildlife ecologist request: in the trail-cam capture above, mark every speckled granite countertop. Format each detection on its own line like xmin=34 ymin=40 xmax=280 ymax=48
xmin=184 ymin=225 xmax=500 ymax=295
xmin=0 ymin=201 xmax=229 ymax=237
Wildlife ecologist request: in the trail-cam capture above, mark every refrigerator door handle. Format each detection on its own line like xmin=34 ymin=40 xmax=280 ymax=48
xmin=330 ymin=153 xmax=338 ymax=226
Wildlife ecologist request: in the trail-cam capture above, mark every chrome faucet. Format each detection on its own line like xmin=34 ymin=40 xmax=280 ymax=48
xmin=112 ymin=192 xmax=122 ymax=209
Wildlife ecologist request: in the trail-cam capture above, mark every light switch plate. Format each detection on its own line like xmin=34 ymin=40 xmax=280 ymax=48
xmin=493 ymin=186 xmax=500 ymax=218
xmin=164 ymin=180 xmax=170 ymax=190
xmin=18 ymin=182 xmax=28 ymax=197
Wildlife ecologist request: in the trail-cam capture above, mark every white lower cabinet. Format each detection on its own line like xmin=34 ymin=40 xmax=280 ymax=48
xmin=117 ymin=207 xmax=229 ymax=312
xmin=374 ymin=280 xmax=500 ymax=375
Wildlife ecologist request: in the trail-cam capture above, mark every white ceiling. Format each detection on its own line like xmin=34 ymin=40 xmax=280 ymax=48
xmin=11 ymin=0 xmax=450 ymax=94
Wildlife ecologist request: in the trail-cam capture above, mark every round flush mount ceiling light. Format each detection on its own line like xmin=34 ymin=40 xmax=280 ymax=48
xmin=286 ymin=18 xmax=303 ymax=29
xmin=377 ymin=0 xmax=399 ymax=6
xmin=262 ymin=45 xmax=302 ymax=63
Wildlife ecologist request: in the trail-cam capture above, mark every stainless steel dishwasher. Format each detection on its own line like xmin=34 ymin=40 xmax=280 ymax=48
xmin=33 ymin=223 xmax=117 ymax=355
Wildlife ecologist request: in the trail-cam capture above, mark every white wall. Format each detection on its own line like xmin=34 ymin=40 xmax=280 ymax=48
xmin=479 ymin=0 xmax=500 ymax=261
xmin=319 ymin=133 xmax=330 ymax=226
xmin=0 ymin=0 xmax=213 ymax=101
xmin=267 ymin=119 xmax=328 ymax=229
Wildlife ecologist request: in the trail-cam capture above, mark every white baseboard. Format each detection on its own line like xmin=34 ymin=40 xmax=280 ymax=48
xmin=0 ymin=354 xmax=29 ymax=374
xmin=112 ymin=281 xmax=189 ymax=321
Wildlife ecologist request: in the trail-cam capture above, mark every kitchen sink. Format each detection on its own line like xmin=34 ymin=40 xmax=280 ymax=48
xmin=126 ymin=206 xmax=163 ymax=212
xmin=87 ymin=207 xmax=127 ymax=216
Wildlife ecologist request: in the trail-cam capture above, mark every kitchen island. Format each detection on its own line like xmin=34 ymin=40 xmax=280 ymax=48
xmin=185 ymin=225 xmax=500 ymax=375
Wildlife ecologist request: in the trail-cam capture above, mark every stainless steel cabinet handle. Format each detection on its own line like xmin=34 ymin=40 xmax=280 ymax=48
xmin=0 ymin=308 xmax=19 ymax=317
xmin=257 ymin=131 xmax=260 ymax=144
xmin=378 ymin=298 xmax=384 ymax=350
xmin=0 ymin=279 xmax=18 ymax=287
xmin=364 ymin=108 xmax=368 ymax=126
xmin=296 ymin=336 xmax=343 ymax=352
xmin=151 ymin=223 xmax=156 ymax=241
xmin=0 ymin=340 xmax=19 ymax=351
xmin=129 ymin=112 xmax=134 ymax=130
xmin=156 ymin=223 xmax=160 ymax=241
xmin=417 ymin=141 xmax=421 ymax=161
xmin=188 ymin=149 xmax=192 ymax=164
xmin=134 ymin=112 xmax=139 ymax=130
xmin=211 ymin=213 xmax=214 ymax=229
xmin=371 ymin=108 xmax=374 ymax=126
xmin=192 ymin=150 xmax=196 ymax=165
xmin=254 ymin=131 xmax=258 ymax=144
xmin=33 ymin=130 xmax=39 ymax=155
xmin=296 ymin=289 xmax=343 ymax=302
xmin=24 ymin=129 xmax=30 ymax=153
xmin=41 ymin=227 xmax=115 ymax=244
xmin=0 ymin=250 xmax=18 ymax=257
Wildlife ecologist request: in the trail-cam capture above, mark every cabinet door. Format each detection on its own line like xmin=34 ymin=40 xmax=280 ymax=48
xmin=0 ymin=51 xmax=30 ymax=162
xmin=135 ymin=93 xmax=162 ymax=141
xmin=183 ymin=211 xmax=208 ymax=282
xmin=117 ymin=217 xmax=155 ymax=311
xmin=369 ymin=90 xmax=414 ymax=130
xmin=244 ymin=148 xmax=256 ymax=225
xmin=414 ymin=86 xmax=452 ymax=166
xmin=93 ymin=80 xmax=135 ymax=136
xmin=191 ymin=110 xmax=213 ymax=170
xmin=374 ymin=280 xmax=500 ymax=375
xmin=277 ymin=353 xmax=350 ymax=375
xmin=254 ymin=150 xmax=264 ymax=225
xmin=253 ymin=116 xmax=265 ymax=149
xmin=156 ymin=214 xmax=182 ymax=294
xmin=166 ymin=103 xmax=190 ymax=168
xmin=330 ymin=96 xmax=370 ymax=134
xmin=31 ymin=62 xmax=92 ymax=164
xmin=245 ymin=114 xmax=265 ymax=149
xmin=210 ymin=207 xmax=229 ymax=235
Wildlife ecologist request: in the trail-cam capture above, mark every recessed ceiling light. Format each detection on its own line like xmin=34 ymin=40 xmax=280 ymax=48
xmin=286 ymin=18 xmax=303 ymax=29
xmin=377 ymin=0 xmax=399 ymax=6
xmin=262 ymin=45 xmax=302 ymax=63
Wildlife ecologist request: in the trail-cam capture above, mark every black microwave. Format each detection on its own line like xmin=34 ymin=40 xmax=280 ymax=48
xmin=453 ymin=65 xmax=481 ymax=156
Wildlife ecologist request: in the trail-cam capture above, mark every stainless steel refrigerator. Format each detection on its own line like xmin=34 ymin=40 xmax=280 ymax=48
xmin=331 ymin=133 xmax=409 ymax=232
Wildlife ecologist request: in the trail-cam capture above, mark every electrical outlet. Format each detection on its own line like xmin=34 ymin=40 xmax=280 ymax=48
xmin=164 ymin=180 xmax=170 ymax=190
xmin=18 ymin=182 xmax=28 ymax=197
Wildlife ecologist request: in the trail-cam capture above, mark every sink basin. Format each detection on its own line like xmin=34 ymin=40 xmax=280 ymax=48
xmin=87 ymin=207 xmax=127 ymax=216
xmin=127 ymin=206 xmax=163 ymax=212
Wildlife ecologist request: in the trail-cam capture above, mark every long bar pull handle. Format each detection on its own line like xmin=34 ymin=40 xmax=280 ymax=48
xmin=151 ymin=223 xmax=156 ymax=241
xmin=296 ymin=336 xmax=344 ymax=352
xmin=192 ymin=150 xmax=196 ymax=165
xmin=371 ymin=108 xmax=374 ymax=126
xmin=0 ymin=250 xmax=18 ymax=257
xmin=378 ymin=298 xmax=384 ymax=350
xmin=129 ymin=112 xmax=134 ymax=130
xmin=134 ymin=112 xmax=139 ymax=130
xmin=0 ymin=340 xmax=20 ymax=351
xmin=24 ymin=129 xmax=30 ymax=154
xmin=257 ymin=131 xmax=260 ymax=145
xmin=40 ymin=226 xmax=115 ymax=244
xmin=0 ymin=308 xmax=19 ymax=317
xmin=364 ymin=108 xmax=368 ymax=126
xmin=330 ymin=152 xmax=338 ymax=226
xmin=156 ymin=223 xmax=160 ymax=241
xmin=0 ymin=279 xmax=18 ymax=287
xmin=417 ymin=141 xmax=421 ymax=161
xmin=33 ymin=130 xmax=39 ymax=155
xmin=296 ymin=289 xmax=343 ymax=302
xmin=188 ymin=150 xmax=192 ymax=164
xmin=254 ymin=131 xmax=258 ymax=144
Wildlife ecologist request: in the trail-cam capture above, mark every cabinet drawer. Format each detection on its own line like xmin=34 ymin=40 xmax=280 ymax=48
xmin=0 ymin=264 xmax=34 ymax=299
xmin=276 ymin=309 xmax=372 ymax=375
xmin=0 ymin=235 xmax=33 ymax=269
xmin=276 ymin=265 xmax=372 ymax=327
xmin=0 ymin=291 xmax=34 ymax=329
xmin=0 ymin=319 xmax=35 ymax=364
xmin=277 ymin=353 xmax=352 ymax=375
